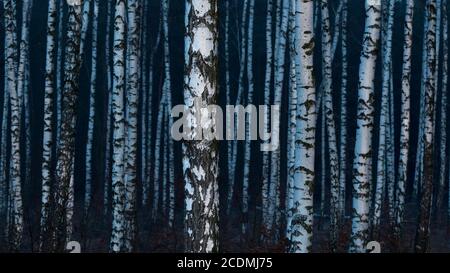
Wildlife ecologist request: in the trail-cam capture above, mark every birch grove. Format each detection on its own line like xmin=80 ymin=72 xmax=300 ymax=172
xmin=0 ymin=0 xmax=448 ymax=254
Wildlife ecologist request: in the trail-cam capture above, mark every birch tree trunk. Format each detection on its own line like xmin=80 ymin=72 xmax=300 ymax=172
xmin=104 ymin=0 xmax=113 ymax=216
xmin=373 ymin=0 xmax=394 ymax=235
xmin=349 ymin=1 xmax=381 ymax=253
xmin=17 ymin=0 xmax=33 ymax=191
xmin=184 ymin=0 xmax=219 ymax=253
xmin=415 ymin=0 xmax=437 ymax=253
xmin=161 ymin=0 xmax=175 ymax=228
xmin=242 ymin=0 xmax=255 ymax=236
xmin=56 ymin=0 xmax=65 ymax=143
xmin=123 ymin=0 xmax=141 ymax=252
xmin=437 ymin=0 xmax=448 ymax=209
xmin=53 ymin=1 xmax=84 ymax=251
xmin=227 ymin=0 xmax=248 ymax=215
xmin=286 ymin=0 xmax=297 ymax=242
xmin=3 ymin=0 xmax=23 ymax=251
xmin=320 ymin=0 xmax=340 ymax=251
xmin=261 ymin=0 xmax=274 ymax=232
xmin=395 ymin=0 xmax=414 ymax=237
xmin=287 ymin=0 xmax=316 ymax=253
xmin=339 ymin=0 xmax=348 ymax=219
xmin=79 ymin=0 xmax=91 ymax=57
xmin=40 ymin=0 xmax=58 ymax=251
xmin=110 ymin=0 xmax=127 ymax=253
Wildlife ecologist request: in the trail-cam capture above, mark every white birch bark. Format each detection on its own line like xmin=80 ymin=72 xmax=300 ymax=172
xmin=373 ymin=0 xmax=394 ymax=234
xmin=104 ymin=0 xmax=113 ymax=215
xmin=320 ymin=0 xmax=340 ymax=251
xmin=110 ymin=0 xmax=127 ymax=253
xmin=79 ymin=0 xmax=91 ymax=57
xmin=339 ymin=0 xmax=348 ymax=219
xmin=184 ymin=0 xmax=219 ymax=253
xmin=17 ymin=0 xmax=33 ymax=190
xmin=286 ymin=0 xmax=297 ymax=242
xmin=40 ymin=0 xmax=58 ymax=251
xmin=287 ymin=0 xmax=316 ymax=253
xmin=349 ymin=1 xmax=381 ymax=253
xmin=242 ymin=0 xmax=255 ymax=235
xmin=261 ymin=0 xmax=274 ymax=230
xmin=123 ymin=0 xmax=141 ymax=252
xmin=395 ymin=0 xmax=414 ymax=236
xmin=3 ymin=0 xmax=23 ymax=251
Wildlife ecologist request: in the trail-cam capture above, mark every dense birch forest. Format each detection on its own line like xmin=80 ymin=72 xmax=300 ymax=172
xmin=0 ymin=0 xmax=450 ymax=253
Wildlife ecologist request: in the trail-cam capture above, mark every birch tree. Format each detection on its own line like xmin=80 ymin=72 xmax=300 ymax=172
xmin=110 ymin=0 xmax=127 ymax=253
xmin=287 ymin=0 xmax=316 ymax=253
xmin=320 ymin=0 xmax=339 ymax=251
xmin=123 ymin=0 xmax=141 ymax=251
xmin=17 ymin=0 xmax=33 ymax=190
xmin=437 ymin=0 xmax=448 ymax=209
xmin=184 ymin=0 xmax=219 ymax=253
xmin=104 ymin=0 xmax=113 ymax=216
xmin=161 ymin=0 xmax=175 ymax=227
xmin=53 ymin=1 xmax=84 ymax=251
xmin=395 ymin=0 xmax=414 ymax=238
xmin=415 ymin=0 xmax=437 ymax=253
xmin=242 ymin=0 xmax=255 ymax=236
xmin=339 ymin=0 xmax=348 ymax=219
xmin=269 ymin=0 xmax=289 ymax=236
xmin=349 ymin=0 xmax=381 ymax=253
xmin=40 ymin=0 xmax=58 ymax=251
xmin=261 ymin=0 xmax=274 ymax=232
xmin=3 ymin=0 xmax=23 ymax=251
xmin=373 ymin=0 xmax=395 ymax=234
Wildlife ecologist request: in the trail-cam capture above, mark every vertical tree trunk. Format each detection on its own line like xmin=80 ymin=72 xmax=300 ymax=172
xmin=3 ymin=0 xmax=23 ymax=251
xmin=79 ymin=0 xmax=91 ymax=57
xmin=349 ymin=1 xmax=381 ymax=253
xmin=104 ymin=0 xmax=113 ymax=216
xmin=184 ymin=0 xmax=219 ymax=253
xmin=242 ymin=0 xmax=255 ymax=236
xmin=269 ymin=0 xmax=289 ymax=237
xmin=286 ymin=0 xmax=297 ymax=242
xmin=261 ymin=0 xmax=274 ymax=232
xmin=373 ymin=0 xmax=394 ymax=235
xmin=287 ymin=0 xmax=316 ymax=253
xmin=53 ymin=1 xmax=84 ymax=251
xmin=339 ymin=0 xmax=348 ymax=220
xmin=123 ymin=0 xmax=141 ymax=252
xmin=415 ymin=0 xmax=437 ymax=253
xmin=56 ymin=0 xmax=65 ymax=143
xmin=40 ymin=0 xmax=58 ymax=251
xmin=17 ymin=0 xmax=33 ymax=191
xmin=227 ymin=0 xmax=248 ymax=215
xmin=320 ymin=0 xmax=339 ymax=251
xmin=395 ymin=0 xmax=414 ymax=237
xmin=161 ymin=0 xmax=175 ymax=228
xmin=110 ymin=0 xmax=127 ymax=253
xmin=437 ymin=0 xmax=448 ymax=209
